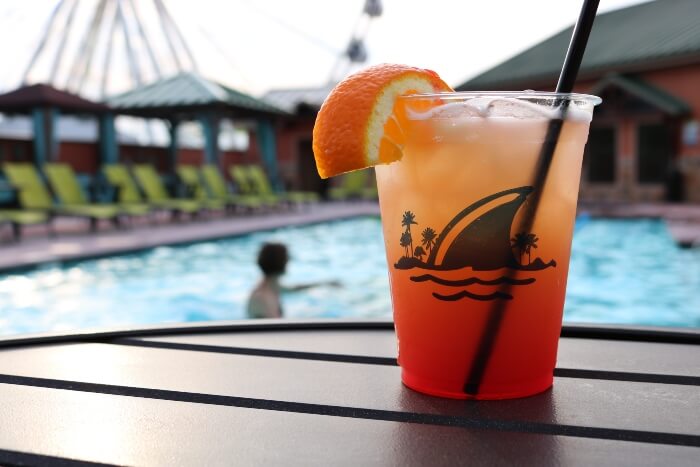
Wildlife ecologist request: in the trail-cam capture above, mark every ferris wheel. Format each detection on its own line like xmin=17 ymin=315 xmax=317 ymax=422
xmin=16 ymin=0 xmax=383 ymax=99
xmin=327 ymin=0 xmax=383 ymax=84
xmin=20 ymin=0 xmax=197 ymax=99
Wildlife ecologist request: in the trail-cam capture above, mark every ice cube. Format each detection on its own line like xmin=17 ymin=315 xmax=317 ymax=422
xmin=430 ymin=102 xmax=483 ymax=119
xmin=408 ymin=102 xmax=482 ymax=121
xmin=462 ymin=97 xmax=496 ymax=117
xmin=481 ymin=98 xmax=554 ymax=119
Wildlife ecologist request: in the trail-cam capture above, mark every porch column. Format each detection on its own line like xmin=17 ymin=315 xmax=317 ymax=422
xmin=31 ymin=108 xmax=46 ymax=165
xmin=199 ymin=112 xmax=220 ymax=164
xmin=98 ymin=112 xmax=118 ymax=165
xmin=167 ymin=118 xmax=180 ymax=173
xmin=49 ymin=108 xmax=59 ymax=161
xmin=31 ymin=107 xmax=59 ymax=164
xmin=256 ymin=118 xmax=281 ymax=190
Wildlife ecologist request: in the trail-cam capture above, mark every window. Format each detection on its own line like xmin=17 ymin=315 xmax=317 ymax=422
xmin=585 ymin=127 xmax=616 ymax=182
xmin=637 ymin=123 xmax=671 ymax=183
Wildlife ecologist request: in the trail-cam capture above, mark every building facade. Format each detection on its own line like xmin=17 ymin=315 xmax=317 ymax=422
xmin=457 ymin=0 xmax=700 ymax=203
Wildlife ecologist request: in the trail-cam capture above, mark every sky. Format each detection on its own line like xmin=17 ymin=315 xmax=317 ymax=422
xmin=0 ymin=0 xmax=650 ymax=99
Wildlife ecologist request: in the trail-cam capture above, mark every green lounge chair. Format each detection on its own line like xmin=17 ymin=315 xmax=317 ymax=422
xmin=45 ymin=163 xmax=151 ymax=218
xmin=245 ymin=165 xmax=320 ymax=204
xmin=3 ymin=162 xmax=122 ymax=231
xmin=103 ymin=164 xmax=147 ymax=206
xmin=230 ymin=165 xmax=264 ymax=197
xmin=0 ymin=209 xmax=50 ymax=240
xmin=175 ymin=165 xmax=228 ymax=211
xmin=329 ymin=170 xmax=378 ymax=201
xmin=131 ymin=164 xmax=203 ymax=216
xmin=199 ymin=164 xmax=264 ymax=211
xmin=230 ymin=165 xmax=283 ymax=209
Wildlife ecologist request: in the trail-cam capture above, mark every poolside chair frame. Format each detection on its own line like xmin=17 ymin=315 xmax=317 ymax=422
xmin=0 ymin=182 xmax=54 ymax=241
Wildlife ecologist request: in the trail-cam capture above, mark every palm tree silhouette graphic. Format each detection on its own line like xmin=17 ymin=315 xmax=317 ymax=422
xmin=393 ymin=187 xmax=555 ymax=302
xmin=510 ymin=232 xmax=539 ymax=265
xmin=421 ymin=227 xmax=437 ymax=254
xmin=400 ymin=231 xmax=412 ymax=257
xmin=401 ymin=211 xmax=418 ymax=255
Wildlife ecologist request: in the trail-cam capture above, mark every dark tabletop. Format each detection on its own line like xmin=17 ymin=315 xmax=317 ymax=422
xmin=0 ymin=320 xmax=698 ymax=466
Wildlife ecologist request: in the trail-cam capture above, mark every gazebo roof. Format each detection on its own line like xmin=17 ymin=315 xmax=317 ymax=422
xmin=0 ymin=83 xmax=110 ymax=114
xmin=263 ymin=84 xmax=336 ymax=114
xmin=108 ymin=73 xmax=288 ymax=119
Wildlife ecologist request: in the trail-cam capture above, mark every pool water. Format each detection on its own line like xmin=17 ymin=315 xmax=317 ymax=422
xmin=566 ymin=218 xmax=700 ymax=327
xmin=0 ymin=217 xmax=698 ymax=336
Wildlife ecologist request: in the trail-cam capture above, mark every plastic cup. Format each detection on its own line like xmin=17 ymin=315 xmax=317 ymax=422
xmin=375 ymin=91 xmax=601 ymax=399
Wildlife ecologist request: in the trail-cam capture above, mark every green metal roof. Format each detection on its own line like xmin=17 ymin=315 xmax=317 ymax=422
xmin=592 ymin=73 xmax=691 ymax=115
xmin=107 ymin=72 xmax=288 ymax=117
xmin=457 ymin=0 xmax=700 ymax=90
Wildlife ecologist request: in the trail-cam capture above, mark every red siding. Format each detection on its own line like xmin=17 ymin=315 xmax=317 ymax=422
xmin=178 ymin=148 xmax=204 ymax=166
xmin=119 ymin=145 xmax=169 ymax=172
xmin=643 ymin=64 xmax=700 ymax=158
xmin=644 ymin=64 xmax=700 ymax=118
xmin=0 ymin=139 xmax=32 ymax=162
xmin=57 ymin=142 xmax=99 ymax=173
xmin=276 ymin=118 xmax=315 ymax=188
xmin=575 ymin=63 xmax=700 ymax=159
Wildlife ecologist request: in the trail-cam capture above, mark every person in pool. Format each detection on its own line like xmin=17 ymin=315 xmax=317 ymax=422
xmin=247 ymin=242 xmax=340 ymax=319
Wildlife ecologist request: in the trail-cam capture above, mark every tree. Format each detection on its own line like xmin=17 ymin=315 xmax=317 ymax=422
xmin=401 ymin=211 xmax=418 ymax=254
xmin=400 ymin=231 xmax=412 ymax=257
xmin=414 ymin=246 xmax=426 ymax=261
xmin=510 ymin=232 xmax=539 ymax=265
xmin=421 ymin=227 xmax=437 ymax=253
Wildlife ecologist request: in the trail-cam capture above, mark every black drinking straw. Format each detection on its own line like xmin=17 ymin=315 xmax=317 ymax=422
xmin=463 ymin=0 xmax=600 ymax=396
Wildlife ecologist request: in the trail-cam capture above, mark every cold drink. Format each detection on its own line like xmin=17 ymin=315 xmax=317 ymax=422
xmin=376 ymin=92 xmax=600 ymax=399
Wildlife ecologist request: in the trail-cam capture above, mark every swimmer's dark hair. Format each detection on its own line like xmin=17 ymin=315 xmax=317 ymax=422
xmin=257 ymin=242 xmax=288 ymax=276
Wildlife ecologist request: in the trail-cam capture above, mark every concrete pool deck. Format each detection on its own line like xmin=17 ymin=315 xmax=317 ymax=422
xmin=1 ymin=200 xmax=699 ymax=273
xmin=0 ymin=202 xmax=380 ymax=273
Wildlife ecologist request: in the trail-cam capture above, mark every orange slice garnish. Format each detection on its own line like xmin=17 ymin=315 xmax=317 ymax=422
xmin=312 ymin=64 xmax=453 ymax=178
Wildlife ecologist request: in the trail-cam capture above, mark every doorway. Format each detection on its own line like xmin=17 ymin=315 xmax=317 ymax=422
xmin=585 ymin=126 xmax=616 ymax=183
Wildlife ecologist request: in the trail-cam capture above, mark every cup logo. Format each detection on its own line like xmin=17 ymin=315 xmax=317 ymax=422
xmin=394 ymin=186 xmax=556 ymax=301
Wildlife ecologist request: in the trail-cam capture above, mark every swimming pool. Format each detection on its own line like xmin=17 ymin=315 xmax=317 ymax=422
xmin=0 ymin=217 xmax=698 ymax=336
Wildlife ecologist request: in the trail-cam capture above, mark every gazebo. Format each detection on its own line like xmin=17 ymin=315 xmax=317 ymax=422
xmin=107 ymin=73 xmax=289 ymax=188
xmin=0 ymin=83 xmax=112 ymax=166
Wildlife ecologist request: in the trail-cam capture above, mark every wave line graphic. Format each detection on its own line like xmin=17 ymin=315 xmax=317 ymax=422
xmin=411 ymin=274 xmax=535 ymax=287
xmin=433 ymin=290 xmax=513 ymax=301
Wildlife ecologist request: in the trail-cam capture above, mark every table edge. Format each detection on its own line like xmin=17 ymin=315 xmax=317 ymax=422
xmin=0 ymin=319 xmax=697 ymax=349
